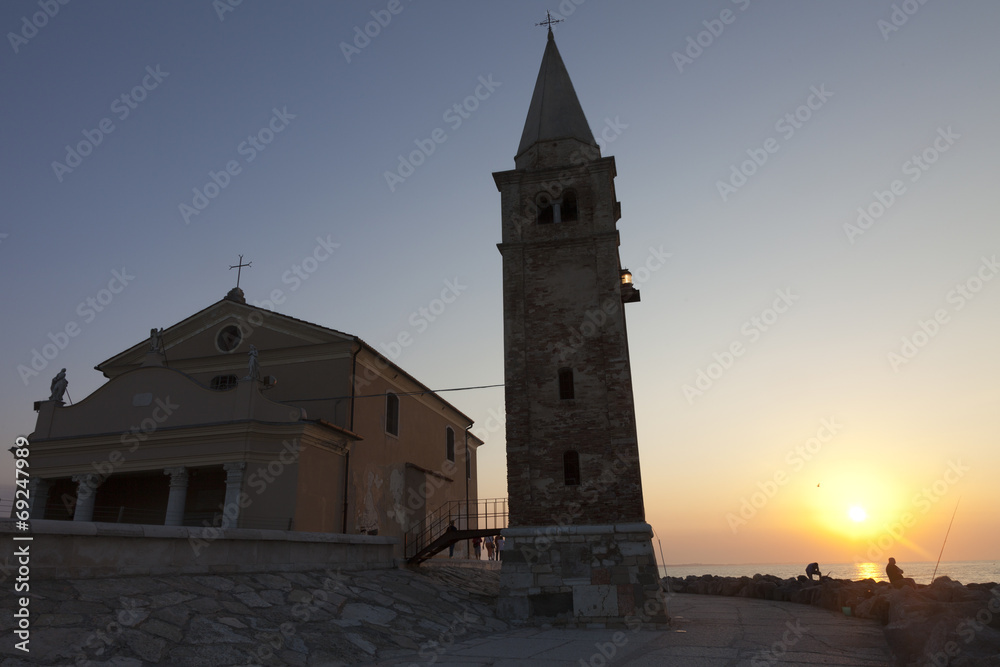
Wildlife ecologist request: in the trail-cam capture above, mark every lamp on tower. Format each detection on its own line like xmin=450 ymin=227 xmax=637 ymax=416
xmin=620 ymin=268 xmax=640 ymax=303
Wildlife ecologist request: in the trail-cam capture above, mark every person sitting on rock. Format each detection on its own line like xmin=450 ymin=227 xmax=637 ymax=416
xmin=886 ymin=557 xmax=916 ymax=588
xmin=805 ymin=562 xmax=822 ymax=581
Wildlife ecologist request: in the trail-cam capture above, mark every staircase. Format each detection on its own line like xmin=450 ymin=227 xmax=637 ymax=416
xmin=404 ymin=498 xmax=507 ymax=565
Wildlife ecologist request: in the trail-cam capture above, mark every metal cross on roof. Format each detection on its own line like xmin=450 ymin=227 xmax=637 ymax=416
xmin=535 ymin=10 xmax=563 ymax=33
xmin=229 ymin=254 xmax=252 ymax=289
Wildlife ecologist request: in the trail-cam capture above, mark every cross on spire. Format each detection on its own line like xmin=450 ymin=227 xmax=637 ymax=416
xmin=229 ymin=254 xmax=252 ymax=289
xmin=535 ymin=10 xmax=563 ymax=34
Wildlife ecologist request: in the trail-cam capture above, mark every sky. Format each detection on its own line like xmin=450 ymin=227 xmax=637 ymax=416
xmin=2 ymin=1 xmax=999 ymax=567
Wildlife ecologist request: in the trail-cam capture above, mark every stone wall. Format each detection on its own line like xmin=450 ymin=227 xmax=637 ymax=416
xmin=498 ymin=523 xmax=668 ymax=626
xmin=0 ymin=562 xmax=504 ymax=665
xmin=0 ymin=519 xmax=396 ymax=579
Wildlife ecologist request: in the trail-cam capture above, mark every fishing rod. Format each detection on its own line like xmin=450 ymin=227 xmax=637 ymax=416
xmin=931 ymin=497 xmax=961 ymax=584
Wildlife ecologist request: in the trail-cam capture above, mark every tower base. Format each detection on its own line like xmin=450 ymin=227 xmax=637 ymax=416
xmin=497 ymin=523 xmax=669 ymax=627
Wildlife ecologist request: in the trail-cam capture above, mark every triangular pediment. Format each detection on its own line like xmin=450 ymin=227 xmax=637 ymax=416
xmin=97 ymin=298 xmax=356 ymax=379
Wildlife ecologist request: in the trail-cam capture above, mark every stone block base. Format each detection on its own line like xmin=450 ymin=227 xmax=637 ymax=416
xmin=497 ymin=522 xmax=669 ymax=626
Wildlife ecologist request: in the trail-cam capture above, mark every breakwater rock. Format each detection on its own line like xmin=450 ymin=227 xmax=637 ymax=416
xmin=663 ymin=573 xmax=1000 ymax=666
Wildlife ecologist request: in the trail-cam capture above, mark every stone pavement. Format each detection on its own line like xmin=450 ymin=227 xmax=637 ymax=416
xmin=0 ymin=563 xmax=894 ymax=666
xmin=370 ymin=593 xmax=894 ymax=666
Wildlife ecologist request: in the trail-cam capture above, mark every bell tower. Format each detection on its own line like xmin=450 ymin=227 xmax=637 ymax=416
xmin=494 ymin=29 xmax=666 ymax=625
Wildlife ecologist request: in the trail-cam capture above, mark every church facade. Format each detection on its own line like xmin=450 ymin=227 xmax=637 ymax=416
xmin=27 ymin=287 xmax=482 ymax=556
xmin=494 ymin=29 xmax=666 ymax=625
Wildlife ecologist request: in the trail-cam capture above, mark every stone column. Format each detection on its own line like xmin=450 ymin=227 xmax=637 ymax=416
xmin=71 ymin=473 xmax=101 ymax=522
xmin=163 ymin=467 xmax=189 ymax=526
xmin=27 ymin=478 xmax=50 ymax=519
xmin=221 ymin=462 xmax=246 ymax=530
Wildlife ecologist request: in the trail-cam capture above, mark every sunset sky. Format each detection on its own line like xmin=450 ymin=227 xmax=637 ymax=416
xmin=2 ymin=1 xmax=998 ymax=567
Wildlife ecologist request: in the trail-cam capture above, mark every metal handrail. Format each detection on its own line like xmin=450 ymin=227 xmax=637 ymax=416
xmin=404 ymin=497 xmax=508 ymax=559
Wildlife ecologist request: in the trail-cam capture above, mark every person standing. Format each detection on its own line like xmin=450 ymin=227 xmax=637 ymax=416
xmin=446 ymin=522 xmax=457 ymax=558
xmin=485 ymin=535 xmax=495 ymax=560
xmin=472 ymin=535 xmax=482 ymax=560
xmin=496 ymin=534 xmax=505 ymax=561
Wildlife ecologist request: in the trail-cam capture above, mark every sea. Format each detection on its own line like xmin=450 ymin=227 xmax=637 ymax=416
xmin=660 ymin=560 xmax=1000 ymax=586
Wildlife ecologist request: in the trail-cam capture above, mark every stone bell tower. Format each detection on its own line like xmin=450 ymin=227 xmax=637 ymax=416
xmin=494 ymin=29 xmax=666 ymax=625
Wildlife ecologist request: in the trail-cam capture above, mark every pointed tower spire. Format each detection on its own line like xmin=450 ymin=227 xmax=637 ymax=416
xmin=515 ymin=30 xmax=597 ymax=168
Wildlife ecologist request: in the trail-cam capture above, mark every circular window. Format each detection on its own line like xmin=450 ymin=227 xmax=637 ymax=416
xmin=216 ymin=325 xmax=242 ymax=352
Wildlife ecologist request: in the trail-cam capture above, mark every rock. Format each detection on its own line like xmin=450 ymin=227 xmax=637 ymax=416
xmin=340 ymin=602 xmax=397 ymax=626
xmin=187 ymin=616 xmax=253 ymax=644
xmin=121 ymin=628 xmax=167 ymax=662
xmin=142 ymin=618 xmax=185 ymax=642
xmin=345 ymin=632 xmax=377 ymax=655
xmin=658 ymin=572 xmax=1000 ymax=665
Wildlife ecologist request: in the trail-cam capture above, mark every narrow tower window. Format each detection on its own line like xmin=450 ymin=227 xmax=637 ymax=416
xmin=536 ymin=191 xmax=554 ymax=224
xmin=561 ymin=190 xmax=578 ymax=221
xmin=558 ymin=368 xmax=575 ymax=400
xmin=385 ymin=393 xmax=399 ymax=436
xmin=564 ymin=450 xmax=580 ymax=486
xmin=446 ymin=427 xmax=455 ymax=462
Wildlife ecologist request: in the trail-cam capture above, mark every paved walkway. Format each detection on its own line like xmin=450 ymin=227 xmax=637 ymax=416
xmin=370 ymin=594 xmax=893 ymax=666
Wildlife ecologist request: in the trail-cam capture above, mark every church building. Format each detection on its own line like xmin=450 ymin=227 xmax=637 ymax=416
xmin=27 ymin=286 xmax=482 ymax=557
xmin=494 ymin=27 xmax=666 ymax=624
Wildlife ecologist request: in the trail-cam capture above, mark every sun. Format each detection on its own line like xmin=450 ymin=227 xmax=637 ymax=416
xmin=848 ymin=506 xmax=868 ymax=522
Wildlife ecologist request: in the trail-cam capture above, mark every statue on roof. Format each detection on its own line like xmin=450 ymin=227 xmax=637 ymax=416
xmin=49 ymin=368 xmax=68 ymax=402
xmin=149 ymin=327 xmax=165 ymax=354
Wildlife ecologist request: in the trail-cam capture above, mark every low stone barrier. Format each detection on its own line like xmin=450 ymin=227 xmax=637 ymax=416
xmin=0 ymin=519 xmax=397 ymax=579
xmin=663 ymin=573 xmax=1000 ymax=666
